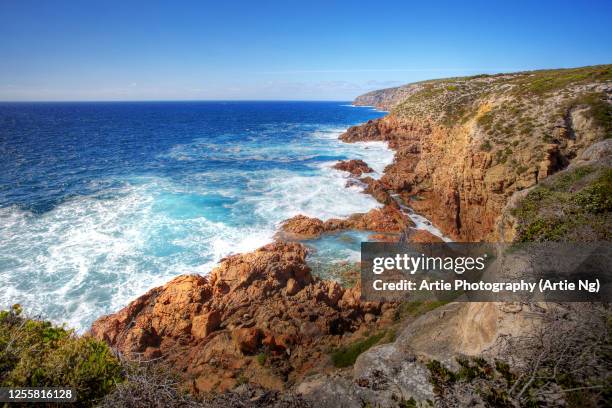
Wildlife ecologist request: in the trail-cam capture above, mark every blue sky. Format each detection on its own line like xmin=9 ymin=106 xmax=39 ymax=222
xmin=0 ymin=0 xmax=611 ymax=101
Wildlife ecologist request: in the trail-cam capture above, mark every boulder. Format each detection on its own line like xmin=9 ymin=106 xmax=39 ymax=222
xmin=332 ymin=159 xmax=374 ymax=176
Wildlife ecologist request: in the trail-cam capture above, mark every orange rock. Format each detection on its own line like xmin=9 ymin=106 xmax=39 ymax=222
xmin=351 ymin=205 xmax=411 ymax=232
xmin=339 ymin=110 xmax=600 ymax=242
xmin=361 ymin=177 xmax=395 ymax=205
xmin=90 ymin=241 xmax=386 ymax=394
xmin=191 ymin=310 xmax=221 ymax=340
xmin=286 ymin=278 xmax=300 ymax=295
xmin=406 ymin=229 xmax=444 ymax=243
xmin=279 ymin=215 xmax=324 ymax=239
xmin=368 ymin=233 xmax=400 ymax=242
xmin=332 ymin=159 xmax=373 ymax=176
xmin=279 ymin=205 xmax=411 ymax=241
xmin=232 ymin=327 xmax=262 ymax=354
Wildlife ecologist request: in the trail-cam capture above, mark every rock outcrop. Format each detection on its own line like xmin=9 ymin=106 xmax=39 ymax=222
xmin=405 ymin=229 xmax=444 ymax=243
xmin=294 ymin=67 xmax=612 ymax=406
xmin=91 ymin=242 xmax=389 ymax=394
xmin=332 ymin=159 xmax=373 ymax=176
xmin=297 ymin=302 xmax=551 ymax=407
xmin=279 ymin=204 xmax=411 ymax=240
xmin=342 ymin=66 xmax=611 ymax=241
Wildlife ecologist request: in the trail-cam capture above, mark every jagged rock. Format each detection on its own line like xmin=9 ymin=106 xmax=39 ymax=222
xmin=348 ymin=205 xmax=409 ymax=232
xmin=279 ymin=205 xmax=411 ymax=240
xmin=192 ymin=310 xmax=221 ymax=340
xmin=285 ymin=278 xmax=300 ymax=296
xmin=280 ymin=215 xmax=325 ymax=239
xmin=332 ymin=159 xmax=373 ymax=176
xmin=232 ymin=328 xmax=262 ymax=354
xmin=360 ymin=177 xmax=395 ymax=206
xmin=91 ymin=242 xmax=386 ymax=394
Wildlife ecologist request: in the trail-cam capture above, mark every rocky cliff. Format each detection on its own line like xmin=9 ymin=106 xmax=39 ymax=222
xmin=91 ymin=65 xmax=612 ymax=407
xmin=345 ymin=65 xmax=611 ymax=241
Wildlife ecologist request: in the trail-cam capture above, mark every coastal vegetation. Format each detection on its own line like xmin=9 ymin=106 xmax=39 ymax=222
xmin=426 ymin=307 xmax=611 ymax=407
xmin=330 ymin=300 xmax=448 ymax=369
xmin=0 ymin=305 xmax=233 ymax=407
xmin=0 ymin=305 xmax=123 ymax=406
xmin=331 ymin=331 xmax=387 ymax=368
xmin=389 ymin=66 xmax=610 ymax=178
xmin=330 ymin=328 xmax=401 ymax=369
xmin=511 ymin=165 xmax=612 ymax=241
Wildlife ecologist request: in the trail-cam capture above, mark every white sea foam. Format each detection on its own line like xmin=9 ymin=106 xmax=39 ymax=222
xmin=390 ymin=194 xmax=452 ymax=242
xmin=0 ymin=122 xmax=397 ymax=331
xmin=0 ymin=182 xmax=275 ymax=330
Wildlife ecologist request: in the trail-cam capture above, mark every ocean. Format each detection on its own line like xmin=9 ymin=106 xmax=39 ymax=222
xmin=0 ymin=101 xmax=391 ymax=330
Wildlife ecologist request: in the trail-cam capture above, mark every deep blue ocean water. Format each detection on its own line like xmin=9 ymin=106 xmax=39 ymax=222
xmin=0 ymin=101 xmax=391 ymax=330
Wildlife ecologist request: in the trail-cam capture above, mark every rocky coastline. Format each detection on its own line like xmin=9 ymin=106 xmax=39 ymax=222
xmin=90 ymin=65 xmax=612 ymax=406
xmin=90 ymin=117 xmax=437 ymax=396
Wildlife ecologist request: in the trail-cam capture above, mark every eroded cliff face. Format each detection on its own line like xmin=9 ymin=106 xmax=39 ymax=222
xmin=344 ymin=66 xmax=611 ymax=241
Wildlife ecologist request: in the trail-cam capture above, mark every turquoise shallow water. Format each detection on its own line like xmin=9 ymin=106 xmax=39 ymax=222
xmin=0 ymin=101 xmax=392 ymax=330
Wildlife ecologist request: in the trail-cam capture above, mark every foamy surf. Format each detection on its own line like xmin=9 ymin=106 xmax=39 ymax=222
xmin=0 ymin=102 xmax=394 ymax=331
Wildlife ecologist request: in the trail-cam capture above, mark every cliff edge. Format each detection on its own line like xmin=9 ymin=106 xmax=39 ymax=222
xmin=346 ymin=65 xmax=611 ymax=241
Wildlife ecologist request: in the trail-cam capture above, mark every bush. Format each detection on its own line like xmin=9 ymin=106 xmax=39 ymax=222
xmin=394 ymin=300 xmax=448 ymax=321
xmin=480 ymin=140 xmax=493 ymax=152
xmin=512 ymin=166 xmax=611 ymax=241
xmin=516 ymin=165 xmax=528 ymax=175
xmin=331 ymin=331 xmax=386 ymax=368
xmin=425 ymin=308 xmax=611 ymax=407
xmin=98 ymin=359 xmax=202 ymax=408
xmin=574 ymin=169 xmax=612 ymax=213
xmin=0 ymin=305 xmax=123 ymax=406
xmin=256 ymin=352 xmax=267 ymax=366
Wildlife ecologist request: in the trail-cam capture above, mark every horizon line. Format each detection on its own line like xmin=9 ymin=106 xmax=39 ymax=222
xmin=0 ymin=98 xmax=358 ymax=104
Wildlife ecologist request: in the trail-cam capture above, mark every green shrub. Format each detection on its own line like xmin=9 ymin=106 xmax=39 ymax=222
xmin=512 ymin=166 xmax=611 ymax=242
xmin=395 ymin=300 xmax=448 ymax=321
xmin=0 ymin=305 xmax=123 ymax=406
xmin=256 ymin=352 xmax=267 ymax=366
xmin=330 ymin=331 xmax=386 ymax=368
xmin=574 ymin=169 xmax=612 ymax=213
xmin=516 ymin=65 xmax=612 ymax=95
xmin=480 ymin=140 xmax=493 ymax=152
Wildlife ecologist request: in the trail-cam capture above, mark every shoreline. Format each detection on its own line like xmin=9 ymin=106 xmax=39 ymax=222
xmin=0 ymin=106 xmax=394 ymax=332
xmin=276 ymin=112 xmax=450 ymax=246
xmin=86 ymin=108 xmax=453 ymax=394
xmin=0 ymin=104 xmax=447 ymax=334
xmin=87 ymin=64 xmax=612 ymax=402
